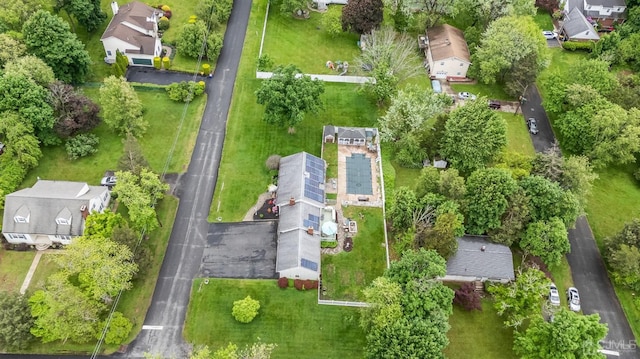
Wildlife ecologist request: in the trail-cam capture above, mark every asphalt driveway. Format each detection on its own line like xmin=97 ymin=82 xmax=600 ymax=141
xmin=123 ymin=0 xmax=253 ymax=358
xmin=126 ymin=67 xmax=199 ymax=85
xmin=202 ymin=221 xmax=278 ymax=279
xmin=525 ymin=85 xmax=637 ymax=358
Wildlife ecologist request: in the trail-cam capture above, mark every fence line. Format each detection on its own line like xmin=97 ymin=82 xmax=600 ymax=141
xmin=377 ymin=144 xmax=391 ymax=269
xmin=256 ymin=71 xmax=374 ymax=84
xmin=318 ymin=299 xmax=369 ymax=307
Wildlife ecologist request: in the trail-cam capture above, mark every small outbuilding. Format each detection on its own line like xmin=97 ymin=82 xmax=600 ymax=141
xmin=443 ymin=236 xmax=515 ymax=283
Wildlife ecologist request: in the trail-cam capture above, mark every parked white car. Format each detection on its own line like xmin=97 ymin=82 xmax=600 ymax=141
xmin=458 ymin=92 xmax=477 ymax=100
xmin=543 ymin=31 xmax=557 ymax=40
xmin=549 ymin=283 xmax=560 ymax=306
xmin=567 ymin=287 xmax=581 ymax=312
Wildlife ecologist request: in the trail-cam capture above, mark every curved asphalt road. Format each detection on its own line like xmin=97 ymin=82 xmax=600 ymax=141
xmin=523 ymin=86 xmax=637 ymax=359
xmin=121 ymin=1 xmax=252 ymax=357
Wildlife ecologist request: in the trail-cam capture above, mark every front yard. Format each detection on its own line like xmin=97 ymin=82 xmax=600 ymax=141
xmin=184 ymin=278 xmax=366 ymax=358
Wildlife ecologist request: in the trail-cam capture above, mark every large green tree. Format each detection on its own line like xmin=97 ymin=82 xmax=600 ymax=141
xmin=464 ymin=168 xmax=518 ymax=234
xmin=99 ymin=76 xmax=147 ymax=137
xmin=412 ymin=0 xmax=457 ymax=28
xmin=29 ymin=272 xmax=105 ymax=344
xmin=0 ymin=291 xmax=34 ymax=350
xmin=519 ymin=175 xmax=581 ymax=227
xmin=361 ymin=276 xmax=404 ymax=331
xmin=55 ymin=0 xmax=106 ymax=32
xmin=0 ymin=0 xmax=45 ymax=32
xmin=84 ymin=210 xmax=126 ymax=238
xmin=49 ymin=81 xmax=102 ymax=138
xmin=488 ymin=267 xmax=550 ymax=328
xmin=454 ymin=0 xmax=536 ymax=29
xmin=342 ymin=0 xmax=384 ymax=34
xmin=441 ymin=99 xmax=507 ymax=174
xmin=255 ymin=65 xmax=325 ymax=130
xmin=0 ymin=34 xmax=26 ymax=68
xmin=515 ymin=310 xmax=608 ymax=359
xmin=111 ymin=168 xmax=169 ymax=232
xmin=54 ymin=235 xmax=138 ymax=302
xmin=22 ymin=10 xmax=91 ymax=84
xmin=0 ymin=112 xmax=42 ymax=169
xmin=521 ymin=218 xmax=570 ymax=266
xmin=489 ymin=187 xmax=530 ymax=246
xmin=4 ymin=55 xmax=55 ymax=87
xmin=471 ymin=15 xmax=547 ymax=87
xmin=605 ymin=219 xmax=640 ymax=291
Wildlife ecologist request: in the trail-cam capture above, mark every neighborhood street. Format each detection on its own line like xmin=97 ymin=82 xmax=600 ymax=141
xmin=524 ymin=85 xmax=637 ymax=359
xmin=123 ymin=0 xmax=252 ymax=357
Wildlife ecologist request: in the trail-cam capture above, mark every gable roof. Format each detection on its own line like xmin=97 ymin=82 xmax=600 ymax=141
xmin=2 ymin=180 xmax=109 ymax=236
xmin=446 ymin=236 xmax=515 ymax=281
xmin=426 ymin=24 xmax=471 ymax=63
xmin=275 ymin=203 xmax=321 ymax=274
xmin=586 ymin=0 xmax=626 ymax=6
xmin=338 ymin=127 xmax=366 ymax=140
xmin=277 ymin=152 xmax=326 ymax=207
xmin=101 ymin=1 xmax=161 ymax=55
xmin=563 ymin=7 xmax=600 ymax=40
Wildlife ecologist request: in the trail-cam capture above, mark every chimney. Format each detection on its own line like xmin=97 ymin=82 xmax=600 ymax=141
xmin=481 ymin=246 xmax=486 ymax=252
xmin=80 ymin=205 xmax=89 ymax=220
xmin=307 ymin=226 xmax=314 ymax=235
xmin=111 ymin=1 xmax=119 ymax=15
xmin=289 ymin=197 xmax=295 ymax=206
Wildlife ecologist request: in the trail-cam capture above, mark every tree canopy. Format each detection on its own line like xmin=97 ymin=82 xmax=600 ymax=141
xmin=99 ymin=76 xmax=147 ymax=138
xmin=605 ymin=219 xmax=640 ymax=291
xmin=23 ymin=10 xmax=91 ymax=84
xmin=521 ymin=218 xmax=570 ymax=266
xmin=441 ymin=98 xmax=507 ymax=174
xmin=342 ymin=0 xmax=384 ymax=34
xmin=464 ymin=168 xmax=518 ymax=234
xmin=0 ymin=291 xmax=34 ymax=350
xmin=55 ymin=0 xmax=107 ymax=32
xmin=255 ymin=65 xmax=325 ymax=130
xmin=49 ymin=81 xmax=101 ymax=139
xmin=111 ymin=168 xmax=169 ymax=232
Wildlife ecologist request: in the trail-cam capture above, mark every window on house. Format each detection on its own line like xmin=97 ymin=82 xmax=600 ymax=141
xmin=14 ymin=216 xmax=29 ymax=223
xmin=56 ymin=217 xmax=71 ymax=225
xmin=107 ymin=50 xmax=112 ymax=56
xmin=9 ymin=234 xmax=27 ymax=240
xmin=440 ymin=62 xmax=445 ymax=65
xmin=55 ymin=235 xmax=72 ymax=240
xmin=460 ymin=63 xmax=464 ymax=66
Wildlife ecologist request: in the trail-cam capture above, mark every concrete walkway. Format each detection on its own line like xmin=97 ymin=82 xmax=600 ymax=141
xmin=19 ymin=251 xmax=43 ymax=295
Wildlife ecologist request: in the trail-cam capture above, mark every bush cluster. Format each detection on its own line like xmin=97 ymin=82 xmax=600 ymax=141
xmin=158 ymin=16 xmax=170 ymax=31
xmin=292 ymin=279 xmax=319 ymax=290
xmin=65 ymin=134 xmax=100 ymax=160
xmin=0 ymin=159 xmax=28 ymax=209
xmin=277 ymin=277 xmax=288 ymax=288
xmin=166 ymin=81 xmax=206 ymax=102
xmin=562 ymin=41 xmax=594 ymax=52
xmin=232 ymin=295 xmax=260 ymax=323
xmin=453 ymin=282 xmax=482 ymax=311
xmin=112 ymin=50 xmax=129 ymax=77
xmin=321 ymin=240 xmax=338 ymax=248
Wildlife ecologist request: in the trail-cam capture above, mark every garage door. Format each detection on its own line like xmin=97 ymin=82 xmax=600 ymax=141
xmin=131 ymin=58 xmax=152 ymax=66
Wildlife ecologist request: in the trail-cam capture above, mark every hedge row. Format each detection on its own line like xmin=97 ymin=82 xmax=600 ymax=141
xmin=562 ymin=41 xmax=594 ymax=52
xmin=0 ymin=158 xmax=28 ymax=209
xmin=277 ymin=277 xmax=319 ymax=290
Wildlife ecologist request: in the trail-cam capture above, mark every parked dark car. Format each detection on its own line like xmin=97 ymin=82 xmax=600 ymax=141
xmin=488 ymin=100 xmax=501 ymax=110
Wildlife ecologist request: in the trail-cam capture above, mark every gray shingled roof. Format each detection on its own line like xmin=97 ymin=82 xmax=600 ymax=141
xmin=2 ymin=181 xmax=109 ymax=237
xmin=338 ymin=127 xmax=366 ymax=140
xmin=323 ymin=125 xmax=335 ymax=139
xmin=446 ymin=236 xmax=515 ymax=281
xmin=101 ymin=1 xmax=161 ymax=56
xmin=275 ymin=203 xmax=322 ymax=273
xmin=276 ymin=152 xmax=325 ymax=207
xmin=563 ymin=7 xmax=600 ymax=40
xmin=586 ymin=0 xmax=626 ymax=6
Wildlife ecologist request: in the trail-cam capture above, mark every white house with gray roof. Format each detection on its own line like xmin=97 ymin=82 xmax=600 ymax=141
xmin=562 ymin=7 xmax=600 ymax=41
xmin=2 ymin=180 xmax=110 ymax=249
xmin=100 ymin=1 xmax=163 ymax=66
xmin=275 ymin=152 xmax=326 ymax=280
xmin=443 ymin=236 xmax=515 ymax=283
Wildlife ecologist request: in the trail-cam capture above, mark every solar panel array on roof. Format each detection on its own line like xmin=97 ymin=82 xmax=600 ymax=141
xmin=300 ymin=258 xmax=318 ymax=271
xmin=303 ymin=213 xmax=320 ymax=231
xmin=303 ymin=154 xmax=325 ymax=203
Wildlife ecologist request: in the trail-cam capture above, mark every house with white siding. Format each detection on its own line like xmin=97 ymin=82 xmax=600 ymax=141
xmin=424 ymin=24 xmax=471 ymax=80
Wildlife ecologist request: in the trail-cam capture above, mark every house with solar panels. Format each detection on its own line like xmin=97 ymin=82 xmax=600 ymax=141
xmin=275 ymin=152 xmax=327 ymax=280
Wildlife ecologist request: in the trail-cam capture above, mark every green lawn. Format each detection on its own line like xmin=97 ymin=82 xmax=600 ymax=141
xmin=548 ymin=256 xmax=574 ymax=307
xmin=392 ymin=163 xmax=421 ymax=189
xmin=450 ymin=83 xmax=514 ymax=101
xmin=210 ymin=0 xmax=378 ymax=222
xmin=0 ymin=250 xmax=36 ymax=292
xmin=323 ymin=142 xmax=338 ymax=179
xmin=537 ymin=48 xmax=587 ymax=112
xmin=24 ymin=253 xmax=61 ymax=294
xmin=262 ymin=5 xmax=360 ymax=73
xmin=500 ymin=112 xmax=536 ymax=157
xmin=445 ymin=299 xmax=518 ymax=359
xmin=533 ymin=9 xmax=554 ymax=31
xmin=184 ymin=278 xmax=366 ymax=358
xmin=321 ymin=207 xmax=387 ymax=301
xmin=23 ymin=88 xmax=205 ymax=187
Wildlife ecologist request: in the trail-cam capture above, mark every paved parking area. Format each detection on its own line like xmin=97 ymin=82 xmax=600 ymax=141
xmin=201 ymin=221 xmax=278 ymax=279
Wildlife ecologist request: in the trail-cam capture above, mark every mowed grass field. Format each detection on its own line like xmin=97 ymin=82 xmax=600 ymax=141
xmin=500 ymin=112 xmax=536 ymax=157
xmin=184 ymin=279 xmax=366 ymax=358
xmin=321 ymin=207 xmax=387 ymax=301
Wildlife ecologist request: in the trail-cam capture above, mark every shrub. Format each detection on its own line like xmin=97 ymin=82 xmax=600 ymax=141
xmin=201 ymin=63 xmax=211 ymax=75
xmin=158 ymin=16 xmax=170 ymax=31
xmin=232 ymin=296 xmax=260 ymax=323
xmin=294 ymin=279 xmax=304 ymax=290
xmin=321 ymin=6 xmax=343 ymax=38
xmin=206 ymin=31 xmax=223 ymax=61
xmin=162 ymin=56 xmax=171 ymax=69
xmin=277 ymin=277 xmax=288 ymax=288
xmin=321 ymin=240 xmax=338 ymax=248
xmin=257 ymin=54 xmax=274 ymax=71
xmin=113 ymin=50 xmax=129 ymax=77
xmin=65 ymin=134 xmax=100 ymax=160
xmin=303 ymin=280 xmax=319 ymax=289
xmin=453 ymin=282 xmax=482 ymax=311
xmin=288 ymin=278 xmax=294 ymax=287
xmin=166 ymin=81 xmax=206 ymax=102
xmin=163 ymin=10 xmax=172 ymax=19
xmin=562 ymin=41 xmax=594 ymax=52
xmin=189 ymin=15 xmax=198 ymax=21
xmin=265 ymin=154 xmax=281 ymax=170
xmin=161 ymin=4 xmax=171 ymax=11
xmin=153 ymin=56 xmax=161 ymax=69
xmin=188 ymin=18 xmax=197 ymax=24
